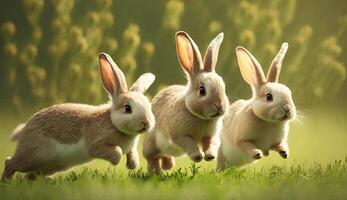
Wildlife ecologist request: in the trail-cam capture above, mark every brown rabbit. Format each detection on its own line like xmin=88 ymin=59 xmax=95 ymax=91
xmin=143 ymin=31 xmax=229 ymax=174
xmin=1 ymin=53 xmax=155 ymax=180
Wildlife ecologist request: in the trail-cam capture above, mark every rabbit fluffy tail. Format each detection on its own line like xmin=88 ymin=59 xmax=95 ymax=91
xmin=10 ymin=123 xmax=26 ymax=141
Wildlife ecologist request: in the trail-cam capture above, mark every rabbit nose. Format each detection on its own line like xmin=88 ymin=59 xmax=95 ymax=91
xmin=141 ymin=120 xmax=149 ymax=128
xmin=214 ymin=104 xmax=224 ymax=115
xmin=282 ymin=105 xmax=291 ymax=113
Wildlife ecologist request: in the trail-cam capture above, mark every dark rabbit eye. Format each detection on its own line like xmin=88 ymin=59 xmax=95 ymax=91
xmin=266 ymin=93 xmax=273 ymax=102
xmin=199 ymin=86 xmax=206 ymax=96
xmin=124 ymin=104 xmax=132 ymax=113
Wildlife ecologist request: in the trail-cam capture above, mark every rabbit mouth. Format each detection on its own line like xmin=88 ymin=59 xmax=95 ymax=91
xmin=137 ymin=124 xmax=151 ymax=132
xmin=210 ymin=112 xmax=220 ymax=118
xmin=278 ymin=111 xmax=294 ymax=121
xmin=136 ymin=121 xmax=151 ymax=132
xmin=202 ymin=110 xmax=220 ymax=119
xmin=278 ymin=114 xmax=289 ymax=121
xmin=204 ymin=104 xmax=223 ymax=118
xmin=137 ymin=127 xmax=147 ymax=132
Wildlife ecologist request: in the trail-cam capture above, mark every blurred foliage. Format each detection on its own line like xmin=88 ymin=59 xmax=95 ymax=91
xmin=0 ymin=0 xmax=346 ymax=111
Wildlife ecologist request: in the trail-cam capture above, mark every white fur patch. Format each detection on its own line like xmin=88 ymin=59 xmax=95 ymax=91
xmin=121 ymin=136 xmax=138 ymax=154
xmin=155 ymin=131 xmax=184 ymax=157
xmin=50 ymin=139 xmax=92 ymax=167
xmin=220 ymin=123 xmax=288 ymax=168
xmin=221 ymin=139 xmax=254 ymax=167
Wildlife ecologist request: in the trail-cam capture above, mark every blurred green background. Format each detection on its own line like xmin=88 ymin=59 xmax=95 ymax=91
xmin=0 ymin=0 xmax=346 ymax=173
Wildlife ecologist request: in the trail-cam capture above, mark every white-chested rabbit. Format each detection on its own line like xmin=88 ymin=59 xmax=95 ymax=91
xmin=143 ymin=31 xmax=229 ymax=174
xmin=1 ymin=53 xmax=155 ymax=180
xmin=217 ymin=43 xmax=296 ymax=170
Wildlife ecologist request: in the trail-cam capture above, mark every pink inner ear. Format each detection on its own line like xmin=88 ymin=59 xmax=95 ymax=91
xmin=236 ymin=49 xmax=259 ymax=86
xmin=100 ymin=57 xmax=116 ymax=94
xmin=177 ymin=35 xmax=194 ymax=74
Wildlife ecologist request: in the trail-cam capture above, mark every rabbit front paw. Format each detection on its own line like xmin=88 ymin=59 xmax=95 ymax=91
xmin=204 ymin=150 xmax=217 ymax=161
xmin=126 ymin=151 xmax=139 ymax=170
xmin=188 ymin=150 xmax=204 ymax=162
xmin=279 ymin=150 xmax=289 ymax=159
xmin=126 ymin=158 xmax=139 ymax=169
xmin=252 ymin=150 xmax=263 ymax=160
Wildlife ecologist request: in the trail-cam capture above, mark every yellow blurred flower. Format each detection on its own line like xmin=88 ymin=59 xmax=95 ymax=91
xmin=1 ymin=22 xmax=16 ymax=39
xmin=4 ymin=43 xmax=17 ymax=57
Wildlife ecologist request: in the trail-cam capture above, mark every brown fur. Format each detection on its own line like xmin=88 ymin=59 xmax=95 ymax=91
xmin=143 ymin=32 xmax=228 ymax=174
xmin=1 ymin=103 xmax=138 ymax=180
xmin=2 ymin=53 xmax=155 ymax=180
xmin=143 ymin=85 xmax=224 ymax=174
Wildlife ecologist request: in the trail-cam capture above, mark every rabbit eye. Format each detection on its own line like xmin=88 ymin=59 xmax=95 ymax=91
xmin=124 ymin=104 xmax=132 ymax=113
xmin=199 ymin=86 xmax=206 ymax=96
xmin=266 ymin=93 xmax=273 ymax=102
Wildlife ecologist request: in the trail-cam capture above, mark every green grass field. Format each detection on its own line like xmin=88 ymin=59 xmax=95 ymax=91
xmin=1 ymin=161 xmax=346 ymax=200
xmin=0 ymin=108 xmax=346 ymax=199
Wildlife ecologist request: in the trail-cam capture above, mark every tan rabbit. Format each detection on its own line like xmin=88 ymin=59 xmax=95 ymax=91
xmin=1 ymin=53 xmax=156 ymax=180
xmin=143 ymin=31 xmax=229 ymax=174
xmin=217 ymin=43 xmax=296 ymax=170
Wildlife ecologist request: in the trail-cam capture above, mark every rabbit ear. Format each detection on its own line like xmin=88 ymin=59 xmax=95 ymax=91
xmin=98 ymin=53 xmax=128 ymax=96
xmin=203 ymin=32 xmax=224 ymax=72
xmin=267 ymin=42 xmax=288 ymax=82
xmin=175 ymin=31 xmax=203 ymax=77
xmin=130 ymin=73 xmax=155 ymax=94
xmin=235 ymin=47 xmax=265 ymax=87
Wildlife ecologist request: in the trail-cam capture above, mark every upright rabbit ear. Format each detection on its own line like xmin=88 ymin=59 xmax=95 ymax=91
xmin=235 ymin=47 xmax=265 ymax=88
xmin=130 ymin=73 xmax=155 ymax=94
xmin=203 ymin=32 xmax=224 ymax=72
xmin=175 ymin=31 xmax=203 ymax=77
xmin=267 ymin=42 xmax=288 ymax=82
xmin=98 ymin=53 xmax=128 ymax=96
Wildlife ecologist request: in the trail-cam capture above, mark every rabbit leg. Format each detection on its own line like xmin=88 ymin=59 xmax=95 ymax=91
xmin=1 ymin=151 xmax=39 ymax=181
xmin=273 ymin=142 xmax=289 ymax=159
xmin=161 ymin=156 xmax=175 ymax=170
xmin=1 ymin=157 xmax=15 ymax=181
xmin=216 ymin=148 xmax=227 ymax=171
xmin=126 ymin=149 xmax=139 ymax=170
xmin=143 ymin=132 xmax=162 ymax=174
xmin=202 ymin=135 xmax=220 ymax=161
xmin=88 ymin=145 xmax=122 ymax=165
xmin=172 ymin=136 xmax=203 ymax=162
xmin=236 ymin=140 xmax=263 ymax=159
xmin=142 ymin=131 xmax=161 ymax=159
xmin=147 ymin=157 xmax=161 ymax=175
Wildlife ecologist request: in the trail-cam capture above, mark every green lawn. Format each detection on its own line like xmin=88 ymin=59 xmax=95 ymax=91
xmin=0 ymin=108 xmax=346 ymax=199
xmin=1 ymin=161 xmax=346 ymax=200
